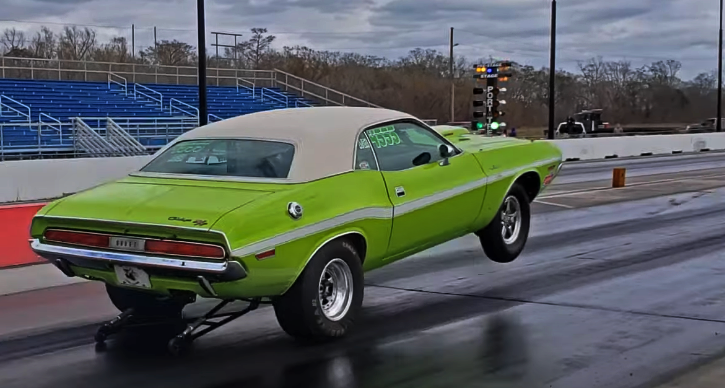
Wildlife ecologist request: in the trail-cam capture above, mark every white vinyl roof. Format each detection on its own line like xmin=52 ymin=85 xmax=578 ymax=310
xmin=167 ymin=106 xmax=420 ymax=183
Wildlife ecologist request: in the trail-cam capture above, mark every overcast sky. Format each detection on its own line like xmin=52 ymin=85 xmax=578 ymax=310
xmin=0 ymin=0 xmax=721 ymax=79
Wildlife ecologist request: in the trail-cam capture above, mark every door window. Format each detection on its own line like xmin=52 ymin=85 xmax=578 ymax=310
xmin=363 ymin=121 xmax=455 ymax=171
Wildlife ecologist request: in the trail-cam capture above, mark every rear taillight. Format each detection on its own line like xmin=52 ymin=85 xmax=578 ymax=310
xmin=146 ymin=240 xmax=225 ymax=259
xmin=43 ymin=229 xmax=225 ymax=259
xmin=45 ymin=229 xmax=109 ymax=248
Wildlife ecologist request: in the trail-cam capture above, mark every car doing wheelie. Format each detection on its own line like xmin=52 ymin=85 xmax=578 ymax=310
xmin=29 ymin=106 xmax=563 ymax=354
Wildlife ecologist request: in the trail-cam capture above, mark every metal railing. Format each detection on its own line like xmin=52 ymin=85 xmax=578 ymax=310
xmin=236 ymin=78 xmax=256 ymax=98
xmin=271 ymin=68 xmax=380 ymax=108
xmin=0 ymin=56 xmax=276 ymax=86
xmin=0 ymin=121 xmax=74 ymax=160
xmin=295 ymin=100 xmax=314 ymax=108
xmin=108 ymin=72 xmax=128 ymax=95
xmin=0 ymin=56 xmax=380 ymax=109
xmin=170 ymin=98 xmax=200 ymax=122
xmin=0 ymin=115 xmax=197 ymax=159
xmin=208 ymin=113 xmax=223 ymax=122
xmin=39 ymin=112 xmax=63 ymax=139
xmin=106 ymin=118 xmax=148 ymax=155
xmin=133 ymin=83 xmax=163 ymax=109
xmin=81 ymin=116 xmax=197 ymax=146
xmin=72 ymin=118 xmax=121 ymax=157
xmin=260 ymin=88 xmax=289 ymax=106
xmin=0 ymin=95 xmax=31 ymax=123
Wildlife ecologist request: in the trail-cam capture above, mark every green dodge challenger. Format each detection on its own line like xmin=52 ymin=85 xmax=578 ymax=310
xmin=29 ymin=106 xmax=563 ymax=353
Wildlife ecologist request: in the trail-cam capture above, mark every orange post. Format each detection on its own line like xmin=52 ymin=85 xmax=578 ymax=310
xmin=612 ymin=168 xmax=626 ymax=188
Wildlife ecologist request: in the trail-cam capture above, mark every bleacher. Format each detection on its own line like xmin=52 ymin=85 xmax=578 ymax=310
xmin=0 ymin=77 xmax=316 ymax=159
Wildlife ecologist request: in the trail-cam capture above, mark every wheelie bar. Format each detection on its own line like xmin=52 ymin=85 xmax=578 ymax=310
xmin=168 ymin=299 xmax=261 ymax=355
xmin=94 ymin=299 xmax=262 ymax=355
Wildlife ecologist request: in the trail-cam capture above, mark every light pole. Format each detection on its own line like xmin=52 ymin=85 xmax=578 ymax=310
xmin=449 ymin=27 xmax=459 ymax=123
xmin=717 ymin=0 xmax=723 ymax=132
xmin=197 ymin=0 xmax=208 ymax=126
xmin=547 ymin=0 xmax=557 ymax=139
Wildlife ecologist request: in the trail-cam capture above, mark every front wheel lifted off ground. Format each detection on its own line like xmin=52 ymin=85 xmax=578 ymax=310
xmin=272 ymin=238 xmax=364 ymax=342
xmin=478 ymin=182 xmax=531 ymax=263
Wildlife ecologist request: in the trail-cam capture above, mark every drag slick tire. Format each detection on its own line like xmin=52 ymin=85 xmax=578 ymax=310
xmin=477 ymin=182 xmax=531 ymax=263
xmin=105 ymin=283 xmax=192 ymax=319
xmin=272 ymin=239 xmax=364 ymax=342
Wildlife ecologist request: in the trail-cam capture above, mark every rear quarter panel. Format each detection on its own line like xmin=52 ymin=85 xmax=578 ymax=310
xmin=211 ymin=170 xmax=393 ymax=297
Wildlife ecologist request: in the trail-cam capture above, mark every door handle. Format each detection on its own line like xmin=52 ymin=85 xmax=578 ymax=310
xmin=395 ymin=186 xmax=406 ymax=197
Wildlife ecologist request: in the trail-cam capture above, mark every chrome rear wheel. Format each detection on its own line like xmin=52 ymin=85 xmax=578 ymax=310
xmin=318 ymin=258 xmax=354 ymax=322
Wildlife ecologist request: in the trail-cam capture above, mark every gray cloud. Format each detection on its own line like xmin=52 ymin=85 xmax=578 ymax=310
xmin=0 ymin=0 xmax=720 ymax=78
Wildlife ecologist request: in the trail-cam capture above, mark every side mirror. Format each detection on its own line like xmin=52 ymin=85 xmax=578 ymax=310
xmin=438 ymin=144 xmax=455 ymax=166
xmin=439 ymin=144 xmax=455 ymax=158
xmin=412 ymin=152 xmax=432 ymax=166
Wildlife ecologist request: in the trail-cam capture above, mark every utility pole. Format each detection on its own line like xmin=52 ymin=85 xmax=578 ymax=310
xmin=547 ymin=0 xmax=557 ymax=139
xmin=197 ymin=0 xmax=208 ymax=126
xmin=718 ymin=0 xmax=723 ymax=132
xmin=450 ymin=27 xmax=455 ymax=123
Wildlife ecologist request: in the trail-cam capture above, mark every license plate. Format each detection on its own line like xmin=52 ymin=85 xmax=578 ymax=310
xmin=114 ymin=265 xmax=152 ymax=289
xmin=109 ymin=236 xmax=146 ymax=252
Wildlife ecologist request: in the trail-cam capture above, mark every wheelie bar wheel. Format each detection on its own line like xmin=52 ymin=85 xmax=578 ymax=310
xmin=94 ymin=308 xmax=135 ymax=351
xmin=168 ymin=333 xmax=193 ymax=356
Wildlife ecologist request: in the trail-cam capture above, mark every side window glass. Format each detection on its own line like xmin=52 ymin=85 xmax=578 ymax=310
xmin=364 ymin=122 xmax=450 ymax=172
xmin=355 ymin=133 xmax=378 ymax=171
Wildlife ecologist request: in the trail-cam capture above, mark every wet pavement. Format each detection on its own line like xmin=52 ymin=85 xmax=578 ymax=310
xmin=3 ymin=164 xmax=725 ymax=388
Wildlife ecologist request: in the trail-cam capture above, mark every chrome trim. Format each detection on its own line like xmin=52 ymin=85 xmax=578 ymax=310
xmin=43 ymin=228 xmax=227 ymax=260
xmin=31 ymin=239 xmax=233 ymax=274
xmin=33 ymin=215 xmax=232 ymax=249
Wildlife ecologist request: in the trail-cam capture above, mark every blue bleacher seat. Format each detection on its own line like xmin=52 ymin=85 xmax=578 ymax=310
xmin=0 ymin=78 xmax=317 ymax=157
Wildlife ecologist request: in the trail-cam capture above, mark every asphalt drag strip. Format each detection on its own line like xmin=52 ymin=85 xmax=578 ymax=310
xmin=3 ymin=188 xmax=725 ymax=388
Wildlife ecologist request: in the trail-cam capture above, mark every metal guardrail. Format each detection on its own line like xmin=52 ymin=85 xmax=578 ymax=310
xmin=260 ymin=88 xmax=289 ymax=106
xmin=271 ymin=68 xmax=380 ymax=108
xmin=106 ymin=118 xmax=148 ymax=155
xmin=39 ymin=112 xmax=63 ymax=139
xmin=0 ymin=56 xmax=276 ymax=86
xmin=81 ymin=116 xmax=197 ymax=145
xmin=169 ymin=98 xmax=200 ymax=124
xmin=107 ymin=72 xmax=128 ymax=95
xmin=0 ymin=56 xmax=381 ymax=110
xmin=73 ymin=118 xmax=120 ymax=157
xmin=133 ymin=83 xmax=163 ymax=108
xmin=236 ymin=78 xmax=256 ymax=98
xmin=0 ymin=95 xmax=31 ymax=123
xmin=0 ymin=121 xmax=73 ymax=160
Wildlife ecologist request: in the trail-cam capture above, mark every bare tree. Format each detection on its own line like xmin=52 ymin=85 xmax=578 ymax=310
xmin=58 ymin=26 xmax=97 ymax=60
xmin=1 ymin=28 xmax=25 ymax=55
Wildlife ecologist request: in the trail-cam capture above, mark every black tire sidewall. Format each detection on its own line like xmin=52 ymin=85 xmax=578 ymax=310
xmin=480 ymin=183 xmax=531 ymax=263
xmin=274 ymin=239 xmax=364 ymax=340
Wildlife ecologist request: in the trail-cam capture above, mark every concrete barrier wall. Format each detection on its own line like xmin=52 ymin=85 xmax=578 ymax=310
xmin=0 ymin=155 xmax=151 ymax=203
xmin=545 ymin=132 xmax=724 ymax=161
xmin=1 ymin=133 xmax=725 ymax=203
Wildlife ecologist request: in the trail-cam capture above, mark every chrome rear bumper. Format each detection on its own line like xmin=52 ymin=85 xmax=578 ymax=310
xmin=30 ymin=239 xmax=247 ymax=282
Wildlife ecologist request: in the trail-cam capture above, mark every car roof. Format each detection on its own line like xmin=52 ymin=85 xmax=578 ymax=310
xmin=168 ymin=106 xmax=420 ymax=183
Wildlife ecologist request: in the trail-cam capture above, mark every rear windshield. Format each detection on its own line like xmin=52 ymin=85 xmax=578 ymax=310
xmin=141 ymin=139 xmax=295 ymax=179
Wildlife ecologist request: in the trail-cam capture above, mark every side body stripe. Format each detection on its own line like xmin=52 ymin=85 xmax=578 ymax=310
xmin=230 ymin=157 xmax=561 ymax=257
